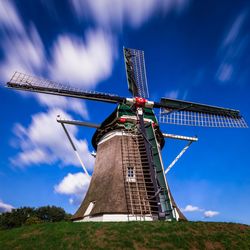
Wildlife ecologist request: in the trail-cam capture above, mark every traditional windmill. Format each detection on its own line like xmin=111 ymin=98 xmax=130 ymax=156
xmin=7 ymin=48 xmax=247 ymax=222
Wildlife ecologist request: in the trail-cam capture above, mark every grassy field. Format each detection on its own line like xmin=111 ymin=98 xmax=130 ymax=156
xmin=0 ymin=221 xmax=249 ymax=249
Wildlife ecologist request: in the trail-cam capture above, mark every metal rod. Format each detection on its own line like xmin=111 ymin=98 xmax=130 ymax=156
xmin=57 ymin=116 xmax=100 ymax=128
xmin=165 ymin=141 xmax=193 ymax=174
xmin=162 ymin=133 xmax=198 ymax=142
xmin=60 ymin=123 xmax=90 ymax=178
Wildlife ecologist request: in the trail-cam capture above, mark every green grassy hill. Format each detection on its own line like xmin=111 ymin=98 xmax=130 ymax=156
xmin=0 ymin=221 xmax=249 ymax=249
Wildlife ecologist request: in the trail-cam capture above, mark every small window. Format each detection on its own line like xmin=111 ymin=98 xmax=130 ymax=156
xmin=126 ymin=167 xmax=136 ymax=182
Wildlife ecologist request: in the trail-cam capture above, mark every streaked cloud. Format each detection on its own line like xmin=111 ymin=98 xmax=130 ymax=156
xmin=54 ymin=172 xmax=90 ymax=206
xmin=222 ymin=10 xmax=248 ymax=47
xmin=0 ymin=1 xmax=24 ymax=33
xmin=70 ymin=0 xmax=190 ymax=29
xmin=0 ymin=200 xmax=14 ymax=213
xmin=216 ymin=63 xmax=233 ymax=82
xmin=0 ymin=24 xmax=46 ymax=81
xmin=0 ymin=1 xmax=116 ymax=115
xmin=48 ymin=30 xmax=116 ymax=88
xmin=204 ymin=210 xmax=219 ymax=218
xmin=164 ymin=89 xmax=189 ymax=100
xmin=165 ymin=90 xmax=179 ymax=99
xmin=36 ymin=94 xmax=89 ymax=119
xmin=10 ymin=109 xmax=94 ymax=169
xmin=216 ymin=10 xmax=249 ymax=84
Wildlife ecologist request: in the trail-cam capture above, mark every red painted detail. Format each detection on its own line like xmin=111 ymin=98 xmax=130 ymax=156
xmin=152 ymin=122 xmax=157 ymax=128
xmin=135 ymin=97 xmax=147 ymax=107
xmin=118 ymin=117 xmax=127 ymax=123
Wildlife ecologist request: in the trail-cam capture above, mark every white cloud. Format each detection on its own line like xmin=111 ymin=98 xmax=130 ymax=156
xmin=223 ymin=10 xmax=248 ymax=47
xmin=0 ymin=1 xmax=116 ymax=116
xmin=165 ymin=90 xmax=179 ymax=99
xmin=1 ymin=28 xmax=115 ymax=115
xmin=36 ymin=94 xmax=89 ymax=119
xmin=181 ymin=204 xmax=203 ymax=212
xmin=11 ymin=109 xmax=95 ymax=169
xmin=164 ymin=89 xmax=189 ymax=100
xmin=0 ymin=1 xmax=116 ymax=88
xmin=181 ymin=204 xmax=220 ymax=219
xmin=0 ymin=200 xmax=14 ymax=213
xmin=13 ymin=148 xmax=54 ymax=166
xmin=0 ymin=1 xmax=24 ymax=33
xmin=0 ymin=1 xmax=45 ymax=81
xmin=54 ymin=172 xmax=90 ymax=206
xmin=204 ymin=210 xmax=219 ymax=218
xmin=48 ymin=30 xmax=116 ymax=88
xmin=54 ymin=172 xmax=90 ymax=195
xmin=216 ymin=63 xmax=233 ymax=82
xmin=0 ymin=24 xmax=46 ymax=81
xmin=71 ymin=0 xmax=190 ymax=29
xmin=216 ymin=10 xmax=249 ymax=84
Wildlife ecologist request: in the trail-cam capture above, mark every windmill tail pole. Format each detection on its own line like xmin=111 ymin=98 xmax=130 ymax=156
xmin=60 ymin=122 xmax=90 ymax=178
xmin=165 ymin=141 xmax=193 ymax=175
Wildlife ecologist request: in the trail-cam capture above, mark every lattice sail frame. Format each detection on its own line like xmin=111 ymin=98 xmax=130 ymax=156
xmin=123 ymin=48 xmax=149 ymax=98
xmin=159 ymin=108 xmax=248 ymax=128
xmin=7 ymin=72 xmax=125 ymax=105
xmin=9 ymin=72 xmax=119 ymax=97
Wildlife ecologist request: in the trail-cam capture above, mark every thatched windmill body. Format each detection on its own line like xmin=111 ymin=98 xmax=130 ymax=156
xmin=7 ymin=48 xmax=247 ymax=222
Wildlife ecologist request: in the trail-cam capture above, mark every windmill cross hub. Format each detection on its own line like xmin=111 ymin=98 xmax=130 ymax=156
xmin=135 ymin=97 xmax=147 ymax=107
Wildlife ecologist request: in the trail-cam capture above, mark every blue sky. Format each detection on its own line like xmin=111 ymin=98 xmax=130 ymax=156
xmin=0 ymin=0 xmax=249 ymax=224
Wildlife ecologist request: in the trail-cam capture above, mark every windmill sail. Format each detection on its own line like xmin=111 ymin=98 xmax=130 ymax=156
xmin=7 ymin=72 xmax=125 ymax=104
xmin=123 ymin=47 xmax=149 ymax=98
xmin=157 ymin=98 xmax=247 ymax=128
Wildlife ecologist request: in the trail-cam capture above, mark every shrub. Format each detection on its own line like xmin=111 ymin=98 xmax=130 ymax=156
xmin=0 ymin=205 xmax=71 ymax=229
xmin=25 ymin=216 xmax=43 ymax=225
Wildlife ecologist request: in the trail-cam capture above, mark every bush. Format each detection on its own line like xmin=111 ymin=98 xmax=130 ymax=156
xmin=0 ymin=207 xmax=35 ymax=229
xmin=0 ymin=206 xmax=71 ymax=229
xmin=36 ymin=206 xmax=67 ymax=222
xmin=25 ymin=216 xmax=43 ymax=225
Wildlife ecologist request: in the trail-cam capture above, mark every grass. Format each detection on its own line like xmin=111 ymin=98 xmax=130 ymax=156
xmin=0 ymin=221 xmax=249 ymax=249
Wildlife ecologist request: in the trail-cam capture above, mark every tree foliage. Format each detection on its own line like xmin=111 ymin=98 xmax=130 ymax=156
xmin=0 ymin=206 xmax=71 ymax=229
xmin=25 ymin=216 xmax=43 ymax=225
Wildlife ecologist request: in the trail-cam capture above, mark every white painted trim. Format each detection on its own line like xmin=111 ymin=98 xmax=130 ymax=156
xmin=74 ymin=214 xmax=154 ymax=222
xmin=98 ymin=130 xmax=133 ymax=145
xmin=120 ymin=115 xmax=153 ymax=124
xmin=97 ymin=115 xmax=155 ymax=146
xmin=84 ymin=201 xmax=95 ymax=216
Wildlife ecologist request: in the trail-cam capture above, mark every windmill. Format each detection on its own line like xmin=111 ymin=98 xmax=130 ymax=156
xmin=6 ymin=48 xmax=247 ymax=222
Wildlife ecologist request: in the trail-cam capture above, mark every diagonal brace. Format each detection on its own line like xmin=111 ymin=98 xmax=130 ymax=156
xmin=59 ymin=122 xmax=90 ymax=178
xmin=165 ymin=141 xmax=193 ymax=174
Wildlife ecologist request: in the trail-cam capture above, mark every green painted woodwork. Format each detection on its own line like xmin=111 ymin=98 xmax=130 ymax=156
xmin=117 ymin=104 xmax=158 ymax=123
xmin=145 ymin=123 xmax=174 ymax=220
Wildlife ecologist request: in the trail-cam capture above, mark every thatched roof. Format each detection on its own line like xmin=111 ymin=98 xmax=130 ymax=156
xmin=72 ymin=135 xmax=128 ymax=220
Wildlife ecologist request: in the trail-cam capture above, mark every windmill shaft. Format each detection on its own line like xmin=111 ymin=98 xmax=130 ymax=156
xmin=7 ymin=81 xmax=125 ymax=104
xmin=155 ymin=99 xmax=240 ymax=117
